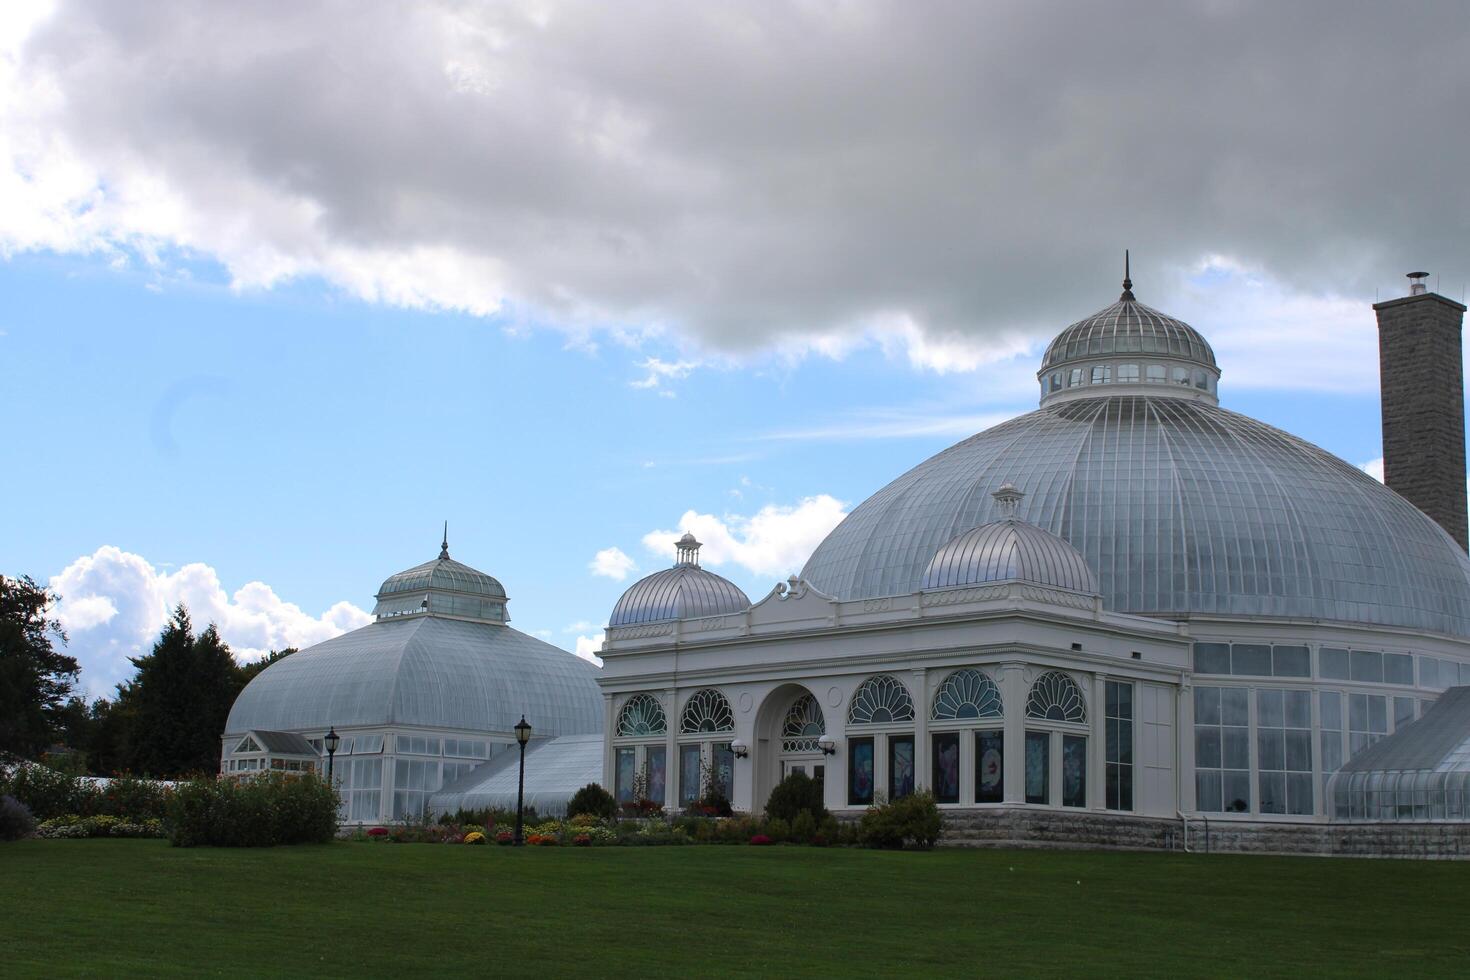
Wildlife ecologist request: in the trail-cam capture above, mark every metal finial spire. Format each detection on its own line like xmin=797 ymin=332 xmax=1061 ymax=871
xmin=439 ymin=521 xmax=449 ymax=560
xmin=1120 ymin=249 xmax=1135 ymax=301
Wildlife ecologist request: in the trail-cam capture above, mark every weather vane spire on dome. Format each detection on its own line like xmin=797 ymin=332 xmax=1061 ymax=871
xmin=675 ymin=532 xmax=702 ymax=566
xmin=992 ymin=483 xmax=1024 ymax=520
xmin=439 ymin=521 xmax=450 ymax=560
xmin=1120 ymin=249 xmax=1135 ymax=301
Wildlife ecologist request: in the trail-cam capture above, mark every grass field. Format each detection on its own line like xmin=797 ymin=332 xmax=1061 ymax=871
xmin=3 ymin=839 xmax=1468 ymax=978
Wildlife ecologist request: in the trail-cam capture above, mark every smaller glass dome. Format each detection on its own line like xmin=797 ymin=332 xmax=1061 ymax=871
xmin=920 ymin=486 xmax=1099 ymax=595
xmin=610 ymin=534 xmax=751 ymax=627
xmin=373 ymin=529 xmax=508 ymax=623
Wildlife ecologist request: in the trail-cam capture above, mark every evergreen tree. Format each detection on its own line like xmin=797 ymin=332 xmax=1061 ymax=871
xmin=0 ymin=575 xmax=80 ymax=758
xmin=118 ymin=606 xmax=241 ymax=777
xmin=236 ymin=646 xmax=296 ymax=687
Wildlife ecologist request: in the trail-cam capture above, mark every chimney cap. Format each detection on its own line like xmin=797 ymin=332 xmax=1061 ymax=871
xmin=1408 ymin=271 xmax=1430 ymax=280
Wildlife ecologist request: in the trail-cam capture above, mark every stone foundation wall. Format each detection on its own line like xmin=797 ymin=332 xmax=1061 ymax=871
xmin=939 ymin=808 xmax=1470 ymax=859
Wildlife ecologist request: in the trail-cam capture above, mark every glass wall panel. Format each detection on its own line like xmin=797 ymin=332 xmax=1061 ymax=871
xmin=1193 ymin=643 xmax=1230 ymax=674
xmin=679 ymin=744 xmax=702 ymax=806
xmin=976 ymin=730 xmax=1003 ymax=804
xmin=1320 ymin=648 xmax=1350 ymax=680
xmin=1273 ymin=646 xmax=1311 ymax=678
xmin=889 ymin=736 xmax=915 ymax=800
xmin=1025 ymin=731 xmax=1050 ymax=804
xmin=1350 ymin=650 xmax=1384 ymax=683
xmin=1257 ymin=689 xmax=1312 ymax=815
xmin=615 ymin=747 xmax=636 ymax=803
xmin=1348 ymin=693 xmax=1388 ymax=757
xmin=1106 ymin=680 xmax=1133 ymax=811
xmin=646 ymin=746 xmax=666 ymax=803
xmin=848 ymin=737 xmax=874 ymax=806
xmin=1384 ymin=653 xmax=1414 ymax=686
xmin=1393 ymin=696 xmax=1415 ymax=729
xmin=714 ymin=743 xmax=734 ymax=800
xmin=1195 ymin=686 xmax=1250 ymax=813
xmin=1062 ymin=735 xmax=1087 ymax=808
xmin=1232 ymin=645 xmax=1272 ymax=676
xmin=931 ymin=733 xmax=960 ymax=804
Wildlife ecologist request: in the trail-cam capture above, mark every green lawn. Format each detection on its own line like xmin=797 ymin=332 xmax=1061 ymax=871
xmin=2 ymin=840 xmax=1468 ymax=978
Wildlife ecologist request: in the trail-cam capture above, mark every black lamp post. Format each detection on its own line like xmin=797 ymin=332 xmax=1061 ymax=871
xmin=324 ymin=726 xmax=340 ymax=785
xmin=514 ymin=715 xmax=532 ymax=846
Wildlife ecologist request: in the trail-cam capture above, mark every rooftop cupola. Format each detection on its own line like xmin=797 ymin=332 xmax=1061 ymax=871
xmin=609 ymin=532 xmax=751 ymax=627
xmin=373 ymin=524 xmax=510 ymax=624
xmin=1038 ymin=253 xmax=1221 ymax=408
xmin=920 ymin=485 xmax=1100 ymax=595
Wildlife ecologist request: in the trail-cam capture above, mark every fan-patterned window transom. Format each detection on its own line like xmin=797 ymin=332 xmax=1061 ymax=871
xmin=932 ymin=669 xmax=1003 ymax=721
xmin=847 ymin=674 xmax=916 ymax=725
xmin=782 ymin=693 xmax=825 ymax=753
xmin=680 ymin=689 xmax=734 ymax=734
xmin=616 ymin=693 xmax=667 ymax=737
xmin=1027 ymin=671 xmax=1086 ymax=723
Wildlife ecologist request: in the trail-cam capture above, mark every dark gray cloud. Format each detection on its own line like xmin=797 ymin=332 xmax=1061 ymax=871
xmin=6 ymin=0 xmax=1468 ymax=356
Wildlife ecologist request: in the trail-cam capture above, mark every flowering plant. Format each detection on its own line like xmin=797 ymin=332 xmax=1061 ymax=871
xmin=366 ymin=827 xmax=389 ymax=837
xmin=527 ymin=833 xmax=558 ymax=846
xmin=464 ymin=831 xmax=486 ymax=845
xmin=495 ymin=831 xmax=514 ymax=845
xmin=749 ymin=834 xmax=773 ymax=846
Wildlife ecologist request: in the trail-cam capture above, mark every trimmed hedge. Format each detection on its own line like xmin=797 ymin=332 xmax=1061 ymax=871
xmin=165 ymin=773 xmax=338 ymax=847
xmin=567 ymin=783 xmax=616 ymax=821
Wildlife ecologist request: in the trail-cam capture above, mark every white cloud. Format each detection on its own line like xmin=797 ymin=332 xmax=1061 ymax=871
xmin=1360 ymin=457 xmax=1384 ymax=482
xmin=629 ymin=356 xmax=699 ymax=393
xmin=588 ymin=546 xmax=637 ymax=581
xmin=563 ymin=620 xmax=600 ymax=634
xmin=48 ymin=545 xmax=372 ymax=698
xmin=573 ymin=633 xmax=604 ymax=667
xmin=3 ymin=3 xmax=1465 ymax=380
xmin=761 ymin=410 xmax=1021 ymax=443
xmin=642 ymin=494 xmax=848 ymax=579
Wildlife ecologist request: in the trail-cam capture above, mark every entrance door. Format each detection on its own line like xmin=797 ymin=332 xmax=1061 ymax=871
xmin=782 ymin=760 xmax=825 ymax=786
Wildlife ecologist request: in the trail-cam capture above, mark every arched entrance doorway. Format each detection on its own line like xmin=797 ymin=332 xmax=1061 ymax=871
xmin=754 ymin=684 xmax=828 ymax=811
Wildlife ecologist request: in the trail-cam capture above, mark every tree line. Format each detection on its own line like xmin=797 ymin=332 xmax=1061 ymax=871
xmin=0 ymin=574 xmax=294 ymax=778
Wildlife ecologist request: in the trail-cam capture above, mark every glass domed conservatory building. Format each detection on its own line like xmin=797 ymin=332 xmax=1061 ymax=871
xmin=597 ymin=275 xmax=1470 ymax=837
xmin=222 ymin=536 xmax=602 ymax=823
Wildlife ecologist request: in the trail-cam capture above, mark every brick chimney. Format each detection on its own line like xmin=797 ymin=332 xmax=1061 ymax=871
xmin=1374 ymin=273 xmax=1469 ymax=550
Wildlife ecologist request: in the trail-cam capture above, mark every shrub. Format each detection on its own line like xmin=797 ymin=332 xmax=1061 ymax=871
xmin=749 ymin=834 xmax=772 ymax=845
xmin=858 ymin=792 xmax=942 ymax=850
xmin=366 ymin=826 xmax=389 ymax=837
xmin=567 ymin=783 xmax=617 ymax=821
xmin=464 ymin=831 xmax=486 ymax=845
xmin=0 ymin=765 xmax=100 ymax=821
xmin=435 ymin=805 xmax=540 ymax=829
xmin=763 ymin=817 xmax=791 ymax=842
xmin=0 ymin=795 xmax=36 ymax=841
xmin=495 ymin=831 xmax=513 ymax=845
xmin=573 ymin=833 xmax=592 ymax=846
xmin=96 ymin=776 xmax=171 ymax=821
xmin=765 ymin=771 xmax=827 ymax=824
xmin=165 ymin=773 xmax=338 ymax=847
xmin=790 ymin=809 xmax=817 ymax=844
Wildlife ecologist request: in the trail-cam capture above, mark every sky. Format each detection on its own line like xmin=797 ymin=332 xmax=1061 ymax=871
xmin=4 ymin=0 xmax=1469 ymax=698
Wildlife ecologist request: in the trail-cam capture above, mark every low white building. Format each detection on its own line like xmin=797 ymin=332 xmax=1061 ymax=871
xmin=596 ymin=277 xmax=1470 ymax=828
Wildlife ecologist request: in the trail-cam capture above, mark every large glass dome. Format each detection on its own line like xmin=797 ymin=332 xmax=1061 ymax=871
xmin=803 ymin=288 xmax=1470 ymax=636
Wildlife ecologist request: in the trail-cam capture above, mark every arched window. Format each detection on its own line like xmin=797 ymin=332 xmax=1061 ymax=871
xmin=679 ymin=689 xmax=734 ymax=734
xmin=782 ymin=693 xmax=826 ymax=752
xmin=848 ymin=675 xmax=916 ymax=724
xmin=931 ymin=669 xmax=1003 ymax=720
xmin=1026 ymin=671 xmax=1087 ymax=723
xmin=616 ymin=693 xmax=667 ymax=736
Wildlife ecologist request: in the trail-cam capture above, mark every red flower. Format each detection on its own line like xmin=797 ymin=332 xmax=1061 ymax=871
xmin=749 ymin=834 xmax=773 ymax=846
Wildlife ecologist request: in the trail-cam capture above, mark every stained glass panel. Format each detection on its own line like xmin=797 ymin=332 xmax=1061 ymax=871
xmin=848 ymin=737 xmax=874 ymax=806
xmin=976 ymin=730 xmax=1004 ymax=803
xmin=932 ymin=732 xmax=960 ymax=804
xmin=889 ymin=736 xmax=915 ymax=800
